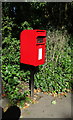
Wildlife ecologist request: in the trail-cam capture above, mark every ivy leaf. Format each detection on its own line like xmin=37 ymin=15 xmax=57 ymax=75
xmin=51 ymin=100 xmax=57 ymax=104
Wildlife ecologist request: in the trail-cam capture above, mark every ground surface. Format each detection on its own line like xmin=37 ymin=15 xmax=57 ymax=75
xmin=0 ymin=92 xmax=72 ymax=119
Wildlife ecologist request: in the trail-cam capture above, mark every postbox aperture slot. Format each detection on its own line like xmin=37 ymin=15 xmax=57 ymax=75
xmin=36 ymin=31 xmax=44 ymax=32
xmin=37 ymin=36 xmax=45 ymax=43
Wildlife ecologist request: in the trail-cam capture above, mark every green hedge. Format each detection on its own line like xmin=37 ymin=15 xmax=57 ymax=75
xmin=34 ymin=30 xmax=71 ymax=92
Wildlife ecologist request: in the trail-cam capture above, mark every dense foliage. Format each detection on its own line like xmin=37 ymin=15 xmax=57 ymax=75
xmin=2 ymin=16 xmax=31 ymax=104
xmin=35 ymin=30 xmax=71 ymax=92
xmin=2 ymin=2 xmax=72 ymax=105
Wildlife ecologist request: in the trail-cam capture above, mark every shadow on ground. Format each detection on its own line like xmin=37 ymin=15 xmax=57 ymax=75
xmin=1 ymin=106 xmax=21 ymax=120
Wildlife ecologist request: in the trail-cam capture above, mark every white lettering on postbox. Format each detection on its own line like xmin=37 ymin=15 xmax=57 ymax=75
xmin=38 ymin=48 xmax=42 ymax=60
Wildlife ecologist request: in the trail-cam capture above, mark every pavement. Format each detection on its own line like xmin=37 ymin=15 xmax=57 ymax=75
xmin=20 ymin=92 xmax=72 ymax=118
xmin=0 ymin=92 xmax=72 ymax=119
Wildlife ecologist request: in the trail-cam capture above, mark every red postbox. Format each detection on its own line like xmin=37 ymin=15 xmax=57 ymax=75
xmin=20 ymin=30 xmax=46 ymax=66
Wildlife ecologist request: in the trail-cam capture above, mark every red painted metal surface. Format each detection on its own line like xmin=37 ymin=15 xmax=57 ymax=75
xmin=20 ymin=30 xmax=46 ymax=66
